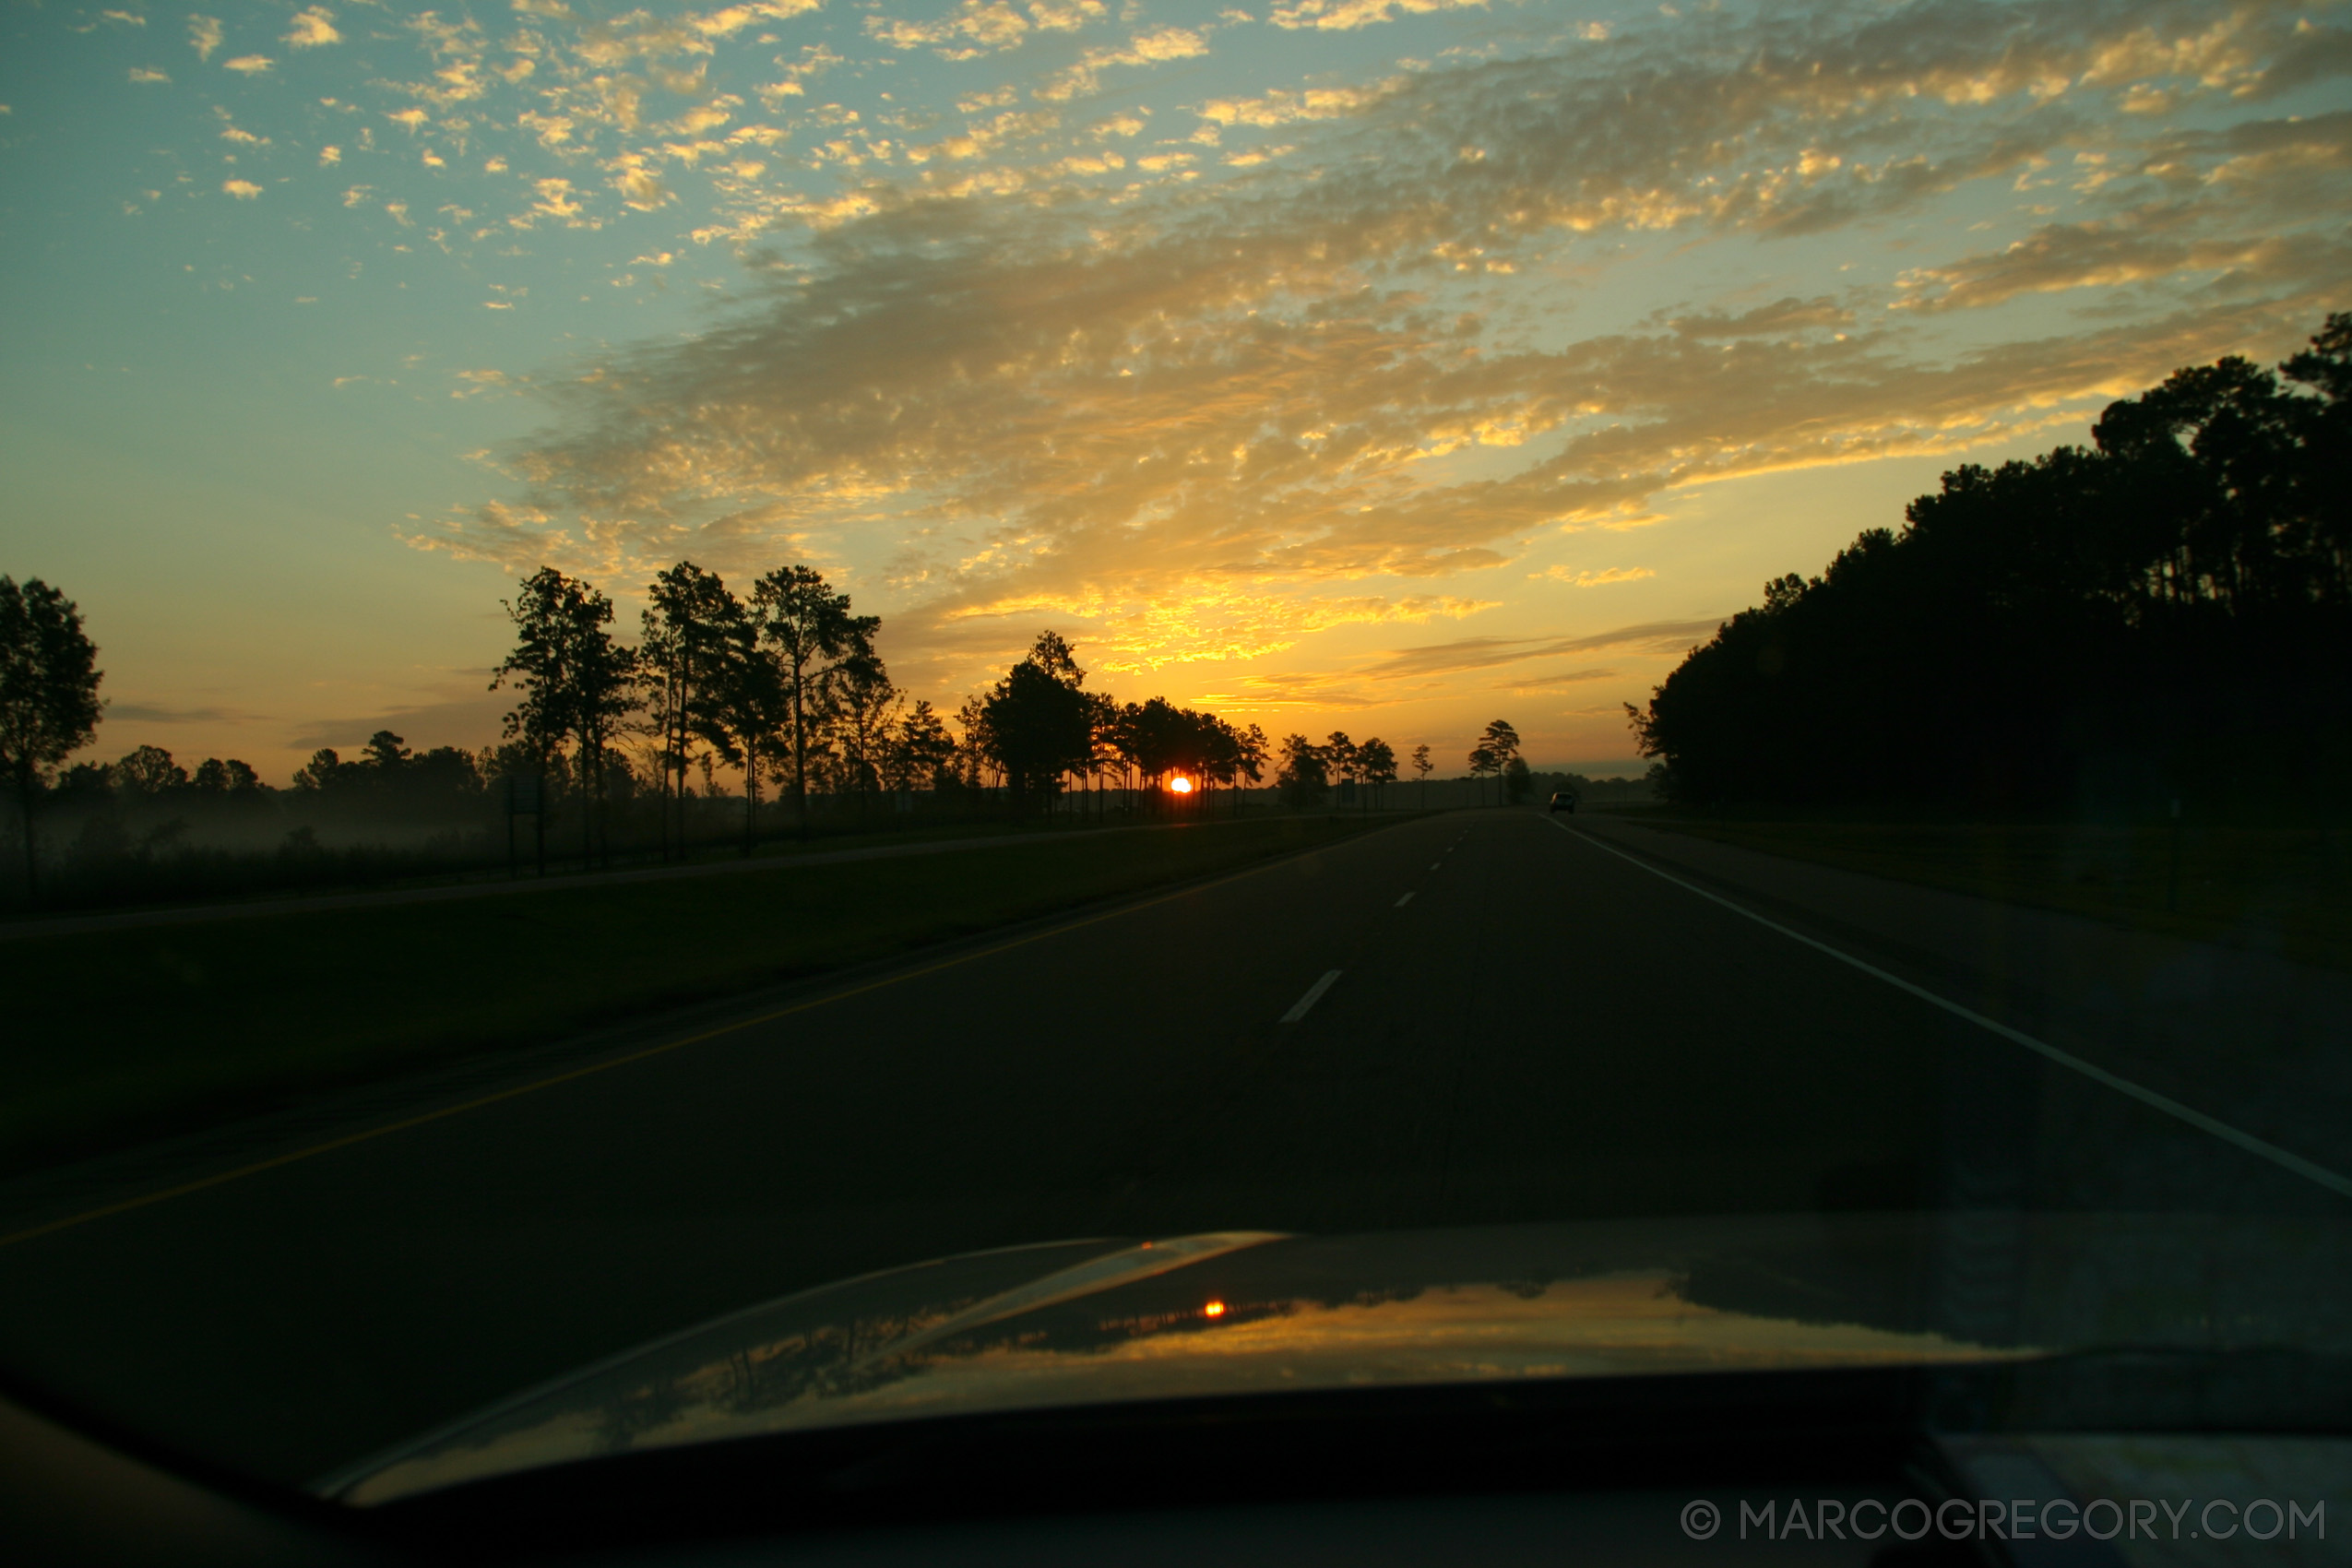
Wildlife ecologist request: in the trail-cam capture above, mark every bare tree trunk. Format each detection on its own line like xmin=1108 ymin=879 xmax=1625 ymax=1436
xmin=743 ymin=753 xmax=758 ymax=855
xmin=14 ymin=779 xmax=36 ymax=906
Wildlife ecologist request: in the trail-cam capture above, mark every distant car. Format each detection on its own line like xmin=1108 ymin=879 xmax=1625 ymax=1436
xmin=1549 ymin=790 xmax=1578 ymax=814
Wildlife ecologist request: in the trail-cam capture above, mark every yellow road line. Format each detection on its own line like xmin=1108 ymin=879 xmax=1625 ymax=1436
xmin=1 ymin=838 xmax=1354 ymax=1251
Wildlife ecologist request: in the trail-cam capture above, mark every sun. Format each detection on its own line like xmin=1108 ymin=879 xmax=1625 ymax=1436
xmin=1168 ymin=775 xmax=1194 ymax=793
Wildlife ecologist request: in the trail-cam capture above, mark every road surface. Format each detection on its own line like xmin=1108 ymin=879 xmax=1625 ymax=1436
xmin=0 ymin=808 xmax=2342 ymax=1484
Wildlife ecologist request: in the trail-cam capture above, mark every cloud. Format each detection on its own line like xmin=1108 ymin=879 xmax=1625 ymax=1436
xmin=1895 ymin=112 xmax=2352 ymax=311
xmin=1358 ymin=621 xmax=1726 ymax=680
xmin=385 ymin=0 xmax=2348 ymax=688
xmin=866 ymin=1 xmax=1038 ymax=59
xmin=1197 ymin=81 xmax=1398 ymax=126
xmin=128 ymin=66 xmax=170 ymax=84
xmin=1495 ymin=668 xmax=1617 ymax=688
xmin=221 ymin=178 xmax=262 ymax=199
xmin=285 ymin=690 xmax=512 ymax=753
xmin=187 ymin=14 xmax=221 ymax=61
xmin=222 ymin=53 xmax=274 ymax=74
xmin=283 ymin=7 xmax=339 ymax=49
xmin=108 ymin=702 xmax=267 ymax=726
xmin=1267 ymin=0 xmax=1489 ymax=31
xmin=1535 ymin=566 xmax=1656 ymax=587
xmin=1037 ymin=26 xmax=1207 ymax=101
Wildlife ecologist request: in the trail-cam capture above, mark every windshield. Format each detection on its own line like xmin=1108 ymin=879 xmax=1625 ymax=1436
xmin=1 ymin=0 xmax=2346 ymax=1515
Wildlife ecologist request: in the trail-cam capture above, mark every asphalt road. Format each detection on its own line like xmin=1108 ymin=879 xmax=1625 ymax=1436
xmin=0 ymin=808 xmax=2339 ymax=1485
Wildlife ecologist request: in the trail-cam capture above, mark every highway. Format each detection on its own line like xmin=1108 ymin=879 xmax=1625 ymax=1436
xmin=0 ymin=807 xmax=2343 ymax=1485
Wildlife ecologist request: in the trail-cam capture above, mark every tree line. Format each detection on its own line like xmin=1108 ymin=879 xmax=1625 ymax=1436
xmin=480 ymin=564 xmax=1292 ymax=861
xmin=1268 ymin=719 xmax=1527 ymax=808
xmin=4 ymin=547 xmax=1551 ymax=902
xmin=1627 ymin=313 xmax=2352 ymax=813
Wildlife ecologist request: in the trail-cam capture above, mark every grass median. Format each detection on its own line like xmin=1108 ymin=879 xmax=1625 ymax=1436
xmin=1 ymin=812 xmax=1397 ymax=1176
xmin=1602 ymin=813 xmax=2350 ymax=969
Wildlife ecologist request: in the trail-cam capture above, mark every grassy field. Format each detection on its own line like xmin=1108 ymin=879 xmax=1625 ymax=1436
xmin=0 ymin=813 xmax=1396 ymax=1175
xmin=1606 ymin=812 xmax=2351 ymax=969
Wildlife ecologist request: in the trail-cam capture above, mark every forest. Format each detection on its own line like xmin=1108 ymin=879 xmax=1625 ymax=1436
xmin=1627 ymin=314 xmax=2352 ymax=814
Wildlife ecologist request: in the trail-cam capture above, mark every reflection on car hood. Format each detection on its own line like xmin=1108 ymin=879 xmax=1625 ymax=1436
xmin=322 ymin=1212 xmax=2351 ymax=1505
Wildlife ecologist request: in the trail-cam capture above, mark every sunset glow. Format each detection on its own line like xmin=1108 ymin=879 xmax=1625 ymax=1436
xmin=5 ymin=0 xmax=2344 ymax=780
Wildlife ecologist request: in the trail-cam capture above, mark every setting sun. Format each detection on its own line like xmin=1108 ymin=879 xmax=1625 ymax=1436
xmin=1169 ymin=777 xmax=1194 ymax=795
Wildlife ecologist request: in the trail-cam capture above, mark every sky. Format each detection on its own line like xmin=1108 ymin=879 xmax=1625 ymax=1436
xmin=1 ymin=0 xmax=2346 ymax=783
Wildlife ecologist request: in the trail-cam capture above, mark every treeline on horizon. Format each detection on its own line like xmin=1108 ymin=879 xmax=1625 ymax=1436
xmin=3 ymin=552 xmax=1587 ymax=910
xmin=1628 ymin=313 xmax=2352 ymax=814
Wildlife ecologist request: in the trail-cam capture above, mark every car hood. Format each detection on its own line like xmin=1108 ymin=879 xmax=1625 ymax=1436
xmin=320 ymin=1211 xmax=2350 ymax=1505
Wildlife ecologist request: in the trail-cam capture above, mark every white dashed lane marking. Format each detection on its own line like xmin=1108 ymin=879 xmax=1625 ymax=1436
xmin=1280 ymin=970 xmax=1344 ymax=1024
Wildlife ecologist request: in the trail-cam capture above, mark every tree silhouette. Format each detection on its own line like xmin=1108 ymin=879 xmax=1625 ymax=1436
xmin=192 ymin=757 xmax=260 ymax=794
xmin=1467 ymin=719 xmax=1520 ymax=805
xmin=1627 ymin=314 xmax=2352 ymax=810
xmin=115 ymin=744 xmax=187 ymax=796
xmin=982 ymin=633 xmax=1093 ymax=817
xmin=1358 ymin=737 xmax=1397 ymax=808
xmin=1234 ymin=723 xmax=1269 ymax=814
xmin=750 ymin=565 xmax=878 ymax=835
xmin=0 ymin=576 xmax=104 ymax=898
xmin=642 ymin=562 xmax=740 ymax=857
xmin=829 ymin=654 xmax=900 ymax=813
xmin=695 ymin=593 xmax=778 ymax=851
xmin=883 ymin=699 xmax=956 ymax=791
xmin=362 ymin=731 xmax=411 ymax=774
xmin=291 ymin=749 xmax=344 ymax=792
xmin=1277 ymin=732 xmax=1328 ymax=809
xmin=1323 ymin=731 xmax=1358 ymax=803
xmin=493 ymin=566 xmax=639 ymax=863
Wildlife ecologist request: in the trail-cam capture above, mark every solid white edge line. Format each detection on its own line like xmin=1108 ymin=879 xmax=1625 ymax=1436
xmin=1553 ymin=819 xmax=2352 ymax=1201
xmin=1395 ymin=891 xmax=1415 ymax=908
xmin=1280 ymin=969 xmax=1344 ymax=1024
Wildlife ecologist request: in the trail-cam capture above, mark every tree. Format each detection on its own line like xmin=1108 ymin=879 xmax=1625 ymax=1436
xmin=494 ymin=567 xmax=640 ymax=864
xmin=750 ymin=565 xmax=879 ymax=834
xmin=1276 ymin=732 xmax=1328 ymax=809
xmin=362 ymin=731 xmax=411 ymax=776
xmin=291 ymin=748 xmax=345 ymax=791
xmin=694 ymin=598 xmax=778 ymax=851
xmin=641 ymin=562 xmax=741 ymax=857
xmin=1082 ymin=689 xmax=1121 ymax=820
xmin=1324 ymin=731 xmax=1358 ymax=802
xmin=1410 ymin=742 xmax=1432 ymax=809
xmin=883 ymin=699 xmax=957 ymax=791
xmin=115 ymin=744 xmax=188 ymax=796
xmin=1503 ymin=754 xmax=1534 ymax=803
xmin=955 ymin=693 xmax=997 ymax=790
xmin=0 ymin=577 xmax=104 ymax=897
xmin=1234 ymin=723 xmax=1269 ymax=814
xmin=829 ymin=654 xmax=900 ymax=811
xmin=1358 ymin=737 xmax=1397 ymax=808
xmin=409 ymin=745 xmax=485 ymax=799
xmin=192 ymin=757 xmax=261 ymax=794
xmin=982 ymin=632 xmax=1093 ymax=817
xmin=1469 ymin=719 xmax=1521 ymax=805
xmin=1623 ymin=316 xmax=2352 ymax=810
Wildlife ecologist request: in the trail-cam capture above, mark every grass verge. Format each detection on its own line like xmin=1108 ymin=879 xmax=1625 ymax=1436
xmin=0 ymin=813 xmax=1395 ymax=1176
xmin=1612 ymin=814 xmax=2350 ymax=969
